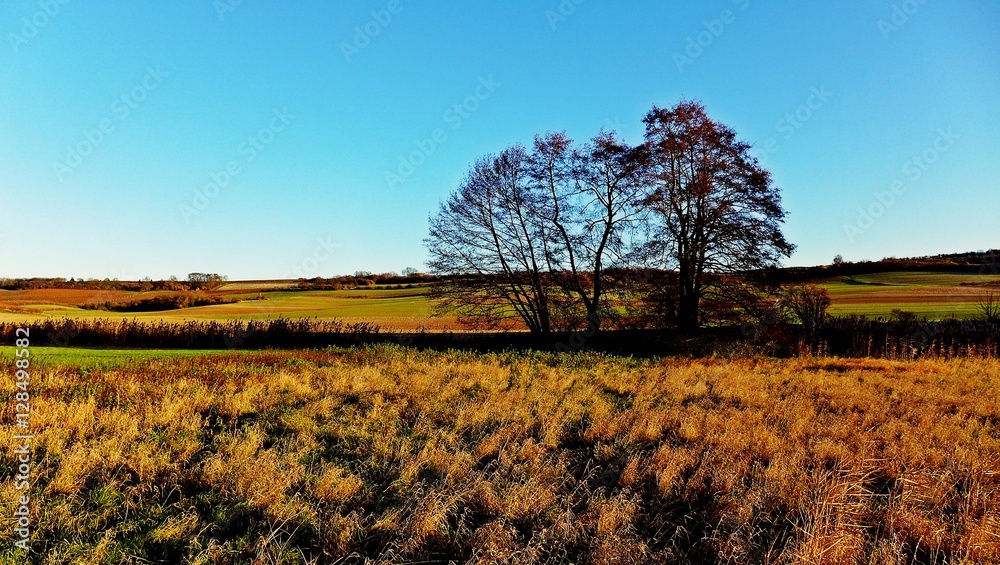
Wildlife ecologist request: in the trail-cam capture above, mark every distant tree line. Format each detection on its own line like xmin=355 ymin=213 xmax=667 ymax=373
xmin=0 ymin=271 xmax=440 ymax=293
xmin=777 ymin=250 xmax=1000 ymax=283
xmin=0 ymin=273 xmax=229 ymax=292
xmin=0 ymin=277 xmax=187 ymax=292
xmin=292 ymin=271 xmax=440 ymax=291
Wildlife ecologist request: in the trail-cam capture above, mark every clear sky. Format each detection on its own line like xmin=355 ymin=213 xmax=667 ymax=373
xmin=1 ymin=1 xmax=997 ymax=280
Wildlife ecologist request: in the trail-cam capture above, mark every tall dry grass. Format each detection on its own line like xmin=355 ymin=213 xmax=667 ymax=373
xmin=1 ymin=348 xmax=999 ymax=563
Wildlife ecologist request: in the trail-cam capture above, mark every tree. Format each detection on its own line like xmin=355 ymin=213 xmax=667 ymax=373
xmin=782 ymin=284 xmax=831 ymax=347
xmin=426 ymin=100 xmax=797 ymax=335
xmin=642 ymin=101 xmax=795 ymax=330
xmin=187 ymin=272 xmax=227 ymax=290
xmin=426 ymin=145 xmax=554 ymax=333
xmin=402 ymin=267 xmax=420 ymax=276
xmin=530 ymin=131 xmax=649 ymax=333
xmin=833 ymin=254 xmax=844 ymax=267
xmin=426 ymin=131 xmax=650 ymax=334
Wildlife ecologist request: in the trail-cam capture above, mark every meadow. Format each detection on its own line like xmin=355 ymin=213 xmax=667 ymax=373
xmin=1 ymin=346 xmax=998 ymax=563
xmin=817 ymin=273 xmax=998 ymax=320
xmin=0 ymin=286 xmax=454 ymax=332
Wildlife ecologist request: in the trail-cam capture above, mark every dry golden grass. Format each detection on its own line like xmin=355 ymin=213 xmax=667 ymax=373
xmin=1 ymin=348 xmax=999 ymax=563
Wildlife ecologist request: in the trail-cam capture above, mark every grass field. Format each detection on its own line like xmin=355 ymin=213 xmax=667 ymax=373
xmin=0 ymin=287 xmax=456 ymax=331
xmin=1 ymin=272 xmax=996 ymax=332
xmin=816 ymin=272 xmax=996 ymax=320
xmin=2 ymin=347 xmax=998 ymax=563
xmin=0 ymin=346 xmax=225 ymax=369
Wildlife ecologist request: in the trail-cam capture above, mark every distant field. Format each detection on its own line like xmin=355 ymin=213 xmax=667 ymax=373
xmin=1 ymin=272 xmax=996 ymax=330
xmin=817 ymin=271 xmax=997 ymax=320
xmin=0 ymin=286 xmax=458 ymax=331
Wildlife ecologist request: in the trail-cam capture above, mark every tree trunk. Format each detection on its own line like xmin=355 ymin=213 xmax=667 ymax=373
xmin=677 ymin=260 xmax=699 ymax=331
xmin=585 ymin=305 xmax=601 ymax=337
xmin=678 ymin=294 xmax=699 ymax=332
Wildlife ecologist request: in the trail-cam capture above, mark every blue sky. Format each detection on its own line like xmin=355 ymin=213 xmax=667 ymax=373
xmin=1 ymin=0 xmax=997 ymax=280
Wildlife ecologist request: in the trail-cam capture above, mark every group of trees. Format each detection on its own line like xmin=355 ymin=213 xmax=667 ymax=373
xmin=293 ymin=271 xmax=438 ymax=291
xmin=776 ymin=250 xmax=1000 ymax=284
xmin=0 ymin=274 xmax=230 ymax=292
xmin=426 ymin=101 xmax=796 ymax=334
xmin=1 ymin=277 xmax=185 ymax=292
xmin=186 ymin=273 xmax=227 ymax=290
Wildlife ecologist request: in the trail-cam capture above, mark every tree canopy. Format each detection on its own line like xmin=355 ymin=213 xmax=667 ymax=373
xmin=425 ymin=100 xmax=795 ymax=333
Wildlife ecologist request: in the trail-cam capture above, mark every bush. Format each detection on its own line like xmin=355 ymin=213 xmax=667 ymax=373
xmin=781 ymin=285 xmax=831 ymax=348
xmin=81 ymin=293 xmax=238 ymax=312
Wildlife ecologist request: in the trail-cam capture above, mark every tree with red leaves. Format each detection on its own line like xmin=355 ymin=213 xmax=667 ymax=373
xmin=642 ymin=101 xmax=795 ymax=330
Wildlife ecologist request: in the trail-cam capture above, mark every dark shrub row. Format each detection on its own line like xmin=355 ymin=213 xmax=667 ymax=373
xmin=80 ymin=294 xmax=239 ymax=312
xmin=1 ymin=316 xmax=995 ymax=358
xmin=814 ymin=316 xmax=1000 ymax=359
xmin=1 ymin=318 xmax=381 ymax=349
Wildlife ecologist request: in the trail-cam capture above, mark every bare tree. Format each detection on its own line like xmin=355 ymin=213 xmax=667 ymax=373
xmin=642 ymin=101 xmax=795 ymax=330
xmin=426 ymin=131 xmax=649 ymax=335
xmin=530 ymin=131 xmax=649 ymax=333
xmin=782 ymin=284 xmax=832 ymax=347
xmin=426 ymin=101 xmax=798 ymax=337
xmin=425 ymin=146 xmax=554 ymax=333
